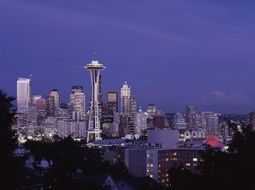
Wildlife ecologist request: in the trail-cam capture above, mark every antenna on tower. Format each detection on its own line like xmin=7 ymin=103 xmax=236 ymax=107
xmin=93 ymin=52 xmax=97 ymax=60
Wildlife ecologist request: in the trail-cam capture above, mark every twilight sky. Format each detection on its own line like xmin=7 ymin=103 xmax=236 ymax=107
xmin=0 ymin=0 xmax=255 ymax=114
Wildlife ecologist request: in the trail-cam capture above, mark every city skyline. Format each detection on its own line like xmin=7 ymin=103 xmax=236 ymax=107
xmin=1 ymin=0 xmax=255 ymax=113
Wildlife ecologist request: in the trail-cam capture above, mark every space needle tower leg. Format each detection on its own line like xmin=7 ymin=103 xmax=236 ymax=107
xmin=85 ymin=59 xmax=105 ymax=143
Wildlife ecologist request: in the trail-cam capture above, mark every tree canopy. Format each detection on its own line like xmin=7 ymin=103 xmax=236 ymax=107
xmin=0 ymin=90 xmax=25 ymax=189
xmin=169 ymin=121 xmax=255 ymax=190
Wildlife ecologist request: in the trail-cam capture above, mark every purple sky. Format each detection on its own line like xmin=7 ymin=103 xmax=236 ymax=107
xmin=0 ymin=0 xmax=255 ymax=113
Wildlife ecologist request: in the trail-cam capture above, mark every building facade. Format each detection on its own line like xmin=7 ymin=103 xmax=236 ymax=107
xmin=49 ymin=89 xmax=60 ymax=110
xmin=70 ymin=86 xmax=85 ymax=121
xmin=17 ymin=78 xmax=31 ymax=113
xmin=120 ymin=82 xmax=131 ymax=115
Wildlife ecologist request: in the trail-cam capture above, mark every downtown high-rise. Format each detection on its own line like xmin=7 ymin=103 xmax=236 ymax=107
xmin=120 ymin=81 xmax=131 ymax=115
xmin=17 ymin=78 xmax=31 ymax=113
xmin=49 ymin=89 xmax=60 ymax=110
xmin=70 ymin=86 xmax=85 ymax=121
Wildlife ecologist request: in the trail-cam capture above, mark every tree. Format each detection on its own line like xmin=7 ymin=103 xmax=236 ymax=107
xmin=168 ymin=121 xmax=255 ymax=190
xmin=0 ymin=90 xmax=25 ymax=189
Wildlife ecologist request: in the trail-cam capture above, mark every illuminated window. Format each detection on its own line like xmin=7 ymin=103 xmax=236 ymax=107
xmin=166 ymin=158 xmax=169 ymax=162
xmin=150 ymin=175 xmax=153 ymax=178
xmin=186 ymin=163 xmax=191 ymax=166
xmin=151 ymin=164 xmax=153 ymax=167
xmin=193 ymin=158 xmax=198 ymax=162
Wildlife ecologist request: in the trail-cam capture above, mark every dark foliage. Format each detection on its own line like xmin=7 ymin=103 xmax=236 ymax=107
xmin=0 ymin=90 xmax=26 ymax=189
xmin=25 ymin=136 xmax=133 ymax=189
xmin=168 ymin=121 xmax=255 ymax=190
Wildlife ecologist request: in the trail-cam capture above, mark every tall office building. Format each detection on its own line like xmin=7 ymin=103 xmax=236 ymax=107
xmin=120 ymin=82 xmax=131 ymax=115
xmin=85 ymin=59 xmax=105 ymax=142
xmin=17 ymin=78 xmax=31 ymax=113
xmin=204 ymin=112 xmax=219 ymax=137
xmin=130 ymin=96 xmax=137 ymax=116
xmin=46 ymin=96 xmax=55 ymax=116
xmin=36 ymin=98 xmax=47 ymax=125
xmin=173 ymin=112 xmax=187 ymax=130
xmin=193 ymin=112 xmax=207 ymax=129
xmin=134 ymin=107 xmax=148 ymax=135
xmin=27 ymin=105 xmax=37 ymax=124
xmin=49 ymin=89 xmax=60 ymax=110
xmin=36 ymin=98 xmax=47 ymax=111
xmin=129 ymin=95 xmax=137 ymax=133
xmin=107 ymin=92 xmax=118 ymax=113
xmin=186 ymin=105 xmax=197 ymax=128
xmin=70 ymin=86 xmax=85 ymax=121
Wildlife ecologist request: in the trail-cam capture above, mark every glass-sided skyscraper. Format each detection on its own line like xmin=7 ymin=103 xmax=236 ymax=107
xmin=17 ymin=78 xmax=31 ymax=113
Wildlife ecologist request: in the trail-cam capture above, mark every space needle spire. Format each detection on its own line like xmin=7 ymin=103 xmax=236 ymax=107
xmin=85 ymin=57 xmax=105 ymax=142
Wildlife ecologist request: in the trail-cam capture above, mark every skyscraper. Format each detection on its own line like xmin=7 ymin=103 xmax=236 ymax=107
xmin=85 ymin=59 xmax=105 ymax=142
xmin=204 ymin=112 xmax=219 ymax=137
xmin=129 ymin=95 xmax=137 ymax=133
xmin=107 ymin=92 xmax=118 ymax=113
xmin=120 ymin=82 xmax=131 ymax=115
xmin=46 ymin=96 xmax=55 ymax=116
xmin=36 ymin=98 xmax=47 ymax=125
xmin=70 ymin=86 xmax=85 ymax=121
xmin=27 ymin=104 xmax=37 ymax=124
xmin=173 ymin=112 xmax=187 ymax=130
xmin=134 ymin=107 xmax=148 ymax=135
xmin=49 ymin=89 xmax=60 ymax=110
xmin=186 ymin=105 xmax=197 ymax=128
xmin=17 ymin=78 xmax=31 ymax=113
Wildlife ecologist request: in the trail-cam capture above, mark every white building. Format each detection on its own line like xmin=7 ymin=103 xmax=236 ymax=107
xmin=134 ymin=107 xmax=148 ymax=135
xmin=70 ymin=86 xmax=85 ymax=121
xmin=17 ymin=78 xmax=31 ymax=113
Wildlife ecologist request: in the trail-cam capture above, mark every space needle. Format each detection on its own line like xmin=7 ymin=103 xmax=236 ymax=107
xmin=85 ymin=58 xmax=105 ymax=142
